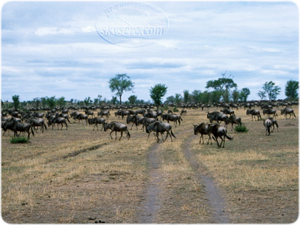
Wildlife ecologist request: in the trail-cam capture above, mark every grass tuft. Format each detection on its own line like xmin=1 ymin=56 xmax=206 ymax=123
xmin=10 ymin=136 xmax=29 ymax=144
xmin=234 ymin=124 xmax=249 ymax=132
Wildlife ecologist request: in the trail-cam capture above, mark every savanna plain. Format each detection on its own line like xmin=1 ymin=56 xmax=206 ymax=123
xmin=1 ymin=106 xmax=298 ymax=223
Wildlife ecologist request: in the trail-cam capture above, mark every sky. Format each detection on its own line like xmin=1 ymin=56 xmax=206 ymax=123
xmin=1 ymin=1 xmax=299 ymax=103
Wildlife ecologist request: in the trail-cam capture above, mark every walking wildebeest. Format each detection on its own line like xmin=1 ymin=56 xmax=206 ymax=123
xmin=207 ymin=111 xmax=228 ymax=124
xmin=193 ymin=122 xmax=212 ymax=145
xmin=12 ymin=120 xmax=35 ymax=139
xmin=281 ymin=108 xmax=296 ymax=119
xmin=246 ymin=109 xmax=262 ymax=121
xmin=225 ymin=115 xmax=242 ymax=131
xmin=145 ymin=121 xmax=176 ymax=143
xmin=88 ymin=117 xmax=106 ymax=131
xmin=103 ymin=121 xmax=130 ymax=140
xmin=263 ymin=117 xmax=279 ymax=135
xmin=208 ymin=123 xmax=233 ymax=148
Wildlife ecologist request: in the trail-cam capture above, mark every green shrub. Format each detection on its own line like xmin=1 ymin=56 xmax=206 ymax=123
xmin=173 ymin=106 xmax=179 ymax=112
xmin=234 ymin=124 xmax=249 ymax=133
xmin=10 ymin=136 xmax=29 ymax=144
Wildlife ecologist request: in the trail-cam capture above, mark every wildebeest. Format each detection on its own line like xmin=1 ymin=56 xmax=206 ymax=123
xmin=98 ymin=110 xmax=110 ymax=118
xmin=103 ymin=121 xmax=130 ymax=140
xmin=208 ymin=123 xmax=233 ymax=148
xmin=143 ymin=117 xmax=157 ymax=131
xmin=281 ymin=108 xmax=296 ymax=119
xmin=88 ymin=117 xmax=106 ymax=131
xmin=12 ymin=120 xmax=35 ymax=139
xmin=145 ymin=121 xmax=176 ymax=143
xmin=263 ymin=108 xmax=278 ymax=118
xmin=126 ymin=115 xmax=144 ymax=130
xmin=73 ymin=113 xmax=88 ymax=124
xmin=220 ymin=108 xmax=235 ymax=116
xmin=263 ymin=117 xmax=279 ymax=135
xmin=207 ymin=111 xmax=228 ymax=124
xmin=84 ymin=110 xmax=94 ymax=118
xmin=225 ymin=115 xmax=242 ymax=131
xmin=162 ymin=114 xmax=183 ymax=126
xmin=27 ymin=118 xmax=47 ymax=133
xmin=246 ymin=109 xmax=262 ymax=121
xmin=48 ymin=117 xmax=68 ymax=130
xmin=193 ymin=122 xmax=212 ymax=145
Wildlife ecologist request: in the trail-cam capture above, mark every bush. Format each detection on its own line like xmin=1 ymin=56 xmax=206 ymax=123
xmin=10 ymin=136 xmax=29 ymax=144
xmin=234 ymin=124 xmax=249 ymax=133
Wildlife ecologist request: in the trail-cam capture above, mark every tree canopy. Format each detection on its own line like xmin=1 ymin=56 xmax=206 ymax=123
xmin=150 ymin=83 xmax=167 ymax=109
xmin=285 ymin=80 xmax=299 ymax=100
xmin=109 ymin=74 xmax=134 ymax=104
xmin=259 ymin=81 xmax=281 ymax=100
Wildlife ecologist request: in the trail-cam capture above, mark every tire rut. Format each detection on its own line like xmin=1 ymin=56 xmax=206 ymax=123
xmin=138 ymin=142 xmax=162 ymax=223
xmin=182 ymin=135 xmax=230 ymax=223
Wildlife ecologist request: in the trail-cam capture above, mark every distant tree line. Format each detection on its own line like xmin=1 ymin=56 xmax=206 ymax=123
xmin=2 ymin=72 xmax=298 ymax=110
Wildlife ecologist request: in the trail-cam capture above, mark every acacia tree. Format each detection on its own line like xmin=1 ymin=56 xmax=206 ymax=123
xmin=260 ymin=81 xmax=281 ymax=100
xmin=109 ymin=74 xmax=134 ymax=104
xmin=206 ymin=71 xmax=237 ymax=102
xmin=285 ymin=80 xmax=299 ymax=100
xmin=150 ymin=83 xmax=167 ymax=110
xmin=128 ymin=95 xmax=137 ymax=105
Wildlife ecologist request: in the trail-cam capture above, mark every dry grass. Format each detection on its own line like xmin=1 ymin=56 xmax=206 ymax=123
xmin=1 ymin=107 xmax=299 ymax=223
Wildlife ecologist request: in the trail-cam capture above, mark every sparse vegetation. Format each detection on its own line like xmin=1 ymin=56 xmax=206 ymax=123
xmin=234 ymin=124 xmax=249 ymax=132
xmin=10 ymin=136 xmax=30 ymax=143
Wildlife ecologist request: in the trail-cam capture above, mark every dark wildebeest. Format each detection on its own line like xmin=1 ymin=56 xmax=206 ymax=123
xmin=246 ymin=109 xmax=262 ymax=121
xmin=263 ymin=117 xmax=279 ymax=135
xmin=143 ymin=117 xmax=157 ymax=131
xmin=74 ymin=113 xmax=88 ymax=124
xmin=58 ymin=113 xmax=71 ymax=123
xmin=12 ymin=120 xmax=35 ymax=139
xmin=180 ymin=109 xmax=187 ymax=116
xmin=27 ymin=118 xmax=47 ymax=133
xmin=225 ymin=115 xmax=242 ymax=131
xmin=126 ymin=115 xmax=144 ymax=130
xmin=88 ymin=117 xmax=106 ymax=131
xmin=98 ymin=110 xmax=110 ymax=118
xmin=146 ymin=121 xmax=176 ymax=143
xmin=263 ymin=108 xmax=278 ymax=118
xmin=103 ymin=121 xmax=130 ymax=140
xmin=193 ymin=122 xmax=212 ymax=145
xmin=281 ymin=108 xmax=296 ymax=119
xmin=48 ymin=117 xmax=68 ymax=130
xmin=220 ymin=108 xmax=235 ymax=116
xmin=85 ymin=110 xmax=94 ymax=118
xmin=207 ymin=111 xmax=228 ymax=124
xmin=162 ymin=114 xmax=183 ymax=127
xmin=208 ymin=123 xmax=233 ymax=148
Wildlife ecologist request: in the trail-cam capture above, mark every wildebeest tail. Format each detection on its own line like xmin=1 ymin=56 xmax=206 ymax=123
xmin=225 ymin=133 xmax=233 ymax=140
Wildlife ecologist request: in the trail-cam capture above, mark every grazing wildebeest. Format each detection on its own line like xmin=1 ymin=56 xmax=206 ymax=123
xmin=208 ymin=123 xmax=233 ymax=148
xmin=103 ymin=121 xmax=130 ymax=140
xmin=246 ymin=109 xmax=262 ymax=121
xmin=207 ymin=111 xmax=228 ymax=124
xmin=12 ymin=120 xmax=35 ymax=139
xmin=225 ymin=115 xmax=242 ymax=131
xmin=193 ymin=122 xmax=212 ymax=145
xmin=146 ymin=121 xmax=176 ymax=143
xmin=263 ymin=108 xmax=278 ymax=118
xmin=126 ymin=115 xmax=144 ymax=130
xmin=48 ymin=117 xmax=68 ymax=130
xmin=98 ymin=110 xmax=110 ymax=118
xmin=281 ymin=108 xmax=296 ymax=119
xmin=88 ymin=117 xmax=106 ymax=131
xmin=263 ymin=117 xmax=279 ymax=135
xmin=180 ymin=109 xmax=187 ymax=116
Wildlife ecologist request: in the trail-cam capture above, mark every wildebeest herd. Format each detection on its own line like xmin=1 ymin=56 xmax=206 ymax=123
xmin=1 ymin=100 xmax=297 ymax=148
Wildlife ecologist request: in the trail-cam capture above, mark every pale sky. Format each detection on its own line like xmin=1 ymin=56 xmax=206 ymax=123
xmin=1 ymin=1 xmax=299 ymax=103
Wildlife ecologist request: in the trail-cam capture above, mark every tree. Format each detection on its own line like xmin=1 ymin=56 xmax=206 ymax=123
xmin=109 ymin=74 xmax=134 ymax=104
xmin=46 ymin=96 xmax=56 ymax=109
xmin=128 ymin=95 xmax=137 ymax=105
xmin=260 ymin=81 xmax=281 ymax=100
xmin=83 ymin=97 xmax=92 ymax=106
xmin=206 ymin=71 xmax=237 ymax=102
xmin=183 ymin=90 xmax=190 ymax=103
xmin=33 ymin=97 xmax=41 ymax=109
xmin=285 ymin=80 xmax=299 ymax=100
xmin=12 ymin=95 xmax=20 ymax=110
xmin=232 ymin=89 xmax=240 ymax=103
xmin=0 ymin=98 xmax=4 ymax=110
xmin=150 ymin=83 xmax=167 ymax=110
xmin=239 ymin=88 xmax=251 ymax=102
xmin=258 ymin=91 xmax=266 ymax=100
xmin=57 ymin=97 xmax=66 ymax=108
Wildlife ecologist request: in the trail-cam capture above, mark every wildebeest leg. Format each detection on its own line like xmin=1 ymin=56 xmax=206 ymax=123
xmin=156 ymin=132 xmax=160 ymax=143
xmin=119 ymin=131 xmax=123 ymax=141
xmin=109 ymin=130 xmax=114 ymax=139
